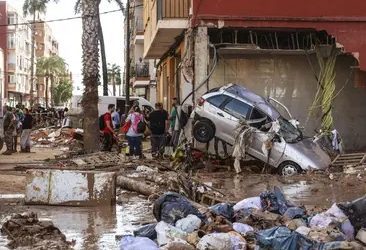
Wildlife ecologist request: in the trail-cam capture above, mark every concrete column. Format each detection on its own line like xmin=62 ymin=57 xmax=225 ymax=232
xmin=194 ymin=26 xmax=209 ymax=104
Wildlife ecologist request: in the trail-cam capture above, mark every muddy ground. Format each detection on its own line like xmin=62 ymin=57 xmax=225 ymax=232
xmin=0 ymin=146 xmax=365 ymax=249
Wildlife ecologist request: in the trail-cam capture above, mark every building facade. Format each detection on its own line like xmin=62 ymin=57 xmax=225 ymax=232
xmin=0 ymin=1 xmax=33 ymax=107
xmin=34 ymin=21 xmax=59 ymax=105
xmin=129 ymin=0 xmax=156 ymax=104
xmin=143 ymin=0 xmax=366 ymax=150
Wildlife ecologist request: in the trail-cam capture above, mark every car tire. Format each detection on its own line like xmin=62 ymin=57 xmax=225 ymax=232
xmin=193 ymin=119 xmax=215 ymax=143
xmin=278 ymin=161 xmax=302 ymax=176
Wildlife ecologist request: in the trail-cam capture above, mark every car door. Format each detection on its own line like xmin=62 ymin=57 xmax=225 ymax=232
xmin=219 ymin=97 xmax=252 ymax=145
xmin=247 ymin=107 xmax=286 ymax=166
xmin=204 ymin=94 xmax=230 ymax=138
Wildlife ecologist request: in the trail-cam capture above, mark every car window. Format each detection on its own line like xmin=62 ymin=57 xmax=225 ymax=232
xmin=207 ymin=94 xmax=227 ymax=108
xmin=223 ymin=98 xmax=251 ymax=119
xmin=249 ymin=108 xmax=271 ymax=129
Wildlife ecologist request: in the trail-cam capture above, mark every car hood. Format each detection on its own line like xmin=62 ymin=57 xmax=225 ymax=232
xmin=287 ymin=138 xmax=331 ymax=170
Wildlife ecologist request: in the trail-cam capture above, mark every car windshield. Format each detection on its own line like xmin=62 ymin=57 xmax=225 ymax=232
xmin=278 ymin=117 xmax=303 ymax=143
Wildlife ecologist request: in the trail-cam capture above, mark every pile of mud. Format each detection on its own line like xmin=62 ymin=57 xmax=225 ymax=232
xmin=1 ymin=212 xmax=74 ymax=249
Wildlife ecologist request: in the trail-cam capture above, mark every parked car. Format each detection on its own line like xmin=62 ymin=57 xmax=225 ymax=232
xmin=192 ymin=83 xmax=331 ymax=176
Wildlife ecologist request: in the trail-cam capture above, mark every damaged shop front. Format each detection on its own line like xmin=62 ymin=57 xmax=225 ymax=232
xmin=191 ymin=26 xmax=366 ymax=152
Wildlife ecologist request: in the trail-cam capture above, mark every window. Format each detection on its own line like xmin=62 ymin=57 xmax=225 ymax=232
xmin=7 ymin=33 xmax=16 ymax=49
xmin=207 ymin=94 xmax=227 ymax=108
xmin=249 ymin=108 xmax=271 ymax=129
xmin=223 ymin=98 xmax=251 ymax=119
xmin=8 ymin=13 xmax=17 ymax=25
xmin=8 ymin=74 xmax=16 ymax=84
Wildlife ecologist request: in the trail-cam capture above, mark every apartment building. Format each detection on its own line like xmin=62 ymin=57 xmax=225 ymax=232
xmin=129 ymin=0 xmax=156 ymax=104
xmin=143 ymin=0 xmax=366 ymax=150
xmin=34 ymin=21 xmax=59 ymax=105
xmin=0 ymin=1 xmax=33 ymax=107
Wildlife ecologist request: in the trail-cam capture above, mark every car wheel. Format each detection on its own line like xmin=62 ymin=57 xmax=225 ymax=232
xmin=193 ymin=119 xmax=215 ymax=143
xmin=278 ymin=161 xmax=302 ymax=176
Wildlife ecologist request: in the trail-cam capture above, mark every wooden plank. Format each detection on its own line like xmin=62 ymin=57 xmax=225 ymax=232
xmin=331 ymin=154 xmax=341 ymax=165
xmin=337 ymin=155 xmax=364 ymax=159
xmin=339 ymin=153 xmax=366 ymax=156
xmin=361 ymin=154 xmax=366 ymax=164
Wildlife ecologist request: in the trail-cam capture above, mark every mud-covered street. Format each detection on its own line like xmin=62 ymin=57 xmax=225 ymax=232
xmin=0 ymin=143 xmax=365 ymax=249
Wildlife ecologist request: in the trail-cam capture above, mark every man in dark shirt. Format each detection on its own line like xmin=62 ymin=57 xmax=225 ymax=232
xmin=20 ymin=108 xmax=33 ymax=153
xmin=102 ymin=104 xmax=116 ymax=151
xmin=2 ymin=106 xmax=15 ymax=155
xmin=147 ymin=103 xmax=169 ymax=157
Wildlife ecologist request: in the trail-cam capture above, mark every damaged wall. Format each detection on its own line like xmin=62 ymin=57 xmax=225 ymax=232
xmin=208 ymin=53 xmax=366 ymax=151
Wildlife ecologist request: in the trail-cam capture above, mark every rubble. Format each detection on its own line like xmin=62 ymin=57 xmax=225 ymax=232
xmin=31 ymin=127 xmax=79 ymax=148
xmin=0 ymin=212 xmax=74 ymax=249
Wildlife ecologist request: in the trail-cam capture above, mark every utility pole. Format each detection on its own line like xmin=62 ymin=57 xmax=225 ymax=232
xmin=30 ymin=11 xmax=36 ymax=106
xmin=124 ymin=0 xmax=130 ymax=114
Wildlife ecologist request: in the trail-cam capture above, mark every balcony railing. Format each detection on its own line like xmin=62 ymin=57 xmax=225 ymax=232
xmin=8 ymin=63 xmax=16 ymax=71
xmin=132 ymin=62 xmax=150 ymax=78
xmin=135 ymin=18 xmax=144 ymax=34
xmin=157 ymin=0 xmax=190 ymax=20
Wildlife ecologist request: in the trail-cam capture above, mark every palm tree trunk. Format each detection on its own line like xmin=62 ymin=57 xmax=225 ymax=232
xmin=50 ymin=75 xmax=54 ymax=107
xmin=45 ymin=76 xmax=49 ymax=109
xmin=112 ymin=73 xmax=116 ymax=96
xmin=81 ymin=0 xmax=100 ymax=153
xmin=97 ymin=2 xmax=108 ymax=96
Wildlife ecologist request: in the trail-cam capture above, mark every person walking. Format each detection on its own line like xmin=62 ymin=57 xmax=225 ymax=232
xmin=146 ymin=103 xmax=169 ymax=157
xmin=101 ymin=104 xmax=117 ymax=151
xmin=169 ymin=98 xmax=179 ymax=149
xmin=112 ymin=108 xmax=121 ymax=130
xmin=20 ymin=108 xmax=33 ymax=153
xmin=2 ymin=106 xmax=16 ymax=155
xmin=125 ymin=106 xmax=144 ymax=159
xmin=12 ymin=108 xmax=19 ymax=152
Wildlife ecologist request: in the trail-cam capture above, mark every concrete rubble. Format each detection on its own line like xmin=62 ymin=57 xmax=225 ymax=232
xmin=0 ymin=212 xmax=74 ymax=249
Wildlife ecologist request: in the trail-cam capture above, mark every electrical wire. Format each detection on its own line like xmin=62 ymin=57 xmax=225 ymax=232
xmin=181 ymin=43 xmax=218 ymax=105
xmin=1 ymin=3 xmax=143 ymax=28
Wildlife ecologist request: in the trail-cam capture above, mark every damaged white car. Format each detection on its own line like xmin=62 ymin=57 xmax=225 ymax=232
xmin=192 ymin=84 xmax=331 ymax=176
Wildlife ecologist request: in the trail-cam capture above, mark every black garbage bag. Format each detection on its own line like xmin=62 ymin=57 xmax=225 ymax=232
xmin=209 ymin=203 xmax=234 ymax=221
xmin=260 ymin=186 xmax=295 ymax=215
xmin=283 ymin=207 xmax=305 ymax=219
xmin=256 ymin=226 xmax=319 ymax=250
xmin=338 ymin=195 xmax=366 ymax=231
xmin=133 ymin=223 xmax=157 ymax=240
xmin=153 ymin=192 xmax=205 ymax=225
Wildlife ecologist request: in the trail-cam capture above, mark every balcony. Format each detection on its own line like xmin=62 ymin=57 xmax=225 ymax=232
xmin=131 ymin=62 xmax=150 ymax=88
xmin=8 ymin=63 xmax=16 ymax=71
xmin=133 ymin=18 xmax=145 ymax=44
xmin=144 ymin=0 xmax=190 ymax=58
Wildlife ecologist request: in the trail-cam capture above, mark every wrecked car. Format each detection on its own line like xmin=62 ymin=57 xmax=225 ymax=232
xmin=192 ymin=83 xmax=331 ymax=175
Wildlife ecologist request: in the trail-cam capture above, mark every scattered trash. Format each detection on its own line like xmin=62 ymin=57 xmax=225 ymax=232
xmin=209 ymin=203 xmax=234 ymax=221
xmin=155 ymin=221 xmax=188 ymax=247
xmin=233 ymin=197 xmax=262 ymax=212
xmin=356 ymin=228 xmax=366 ymax=245
xmin=134 ymin=223 xmax=157 ymax=240
xmin=120 ymin=235 xmax=159 ymax=250
xmin=0 ymin=212 xmax=74 ymax=249
xmin=232 ymin=223 xmax=254 ymax=235
xmin=260 ymin=186 xmax=294 ymax=215
xmin=153 ymin=192 xmax=205 ymax=225
xmin=256 ymin=226 xmax=316 ymax=250
xmin=196 ymin=232 xmax=246 ymax=250
xmin=338 ymin=195 xmax=366 ymax=231
xmin=175 ymin=215 xmax=202 ymax=233
xmin=160 ymin=240 xmax=195 ymax=250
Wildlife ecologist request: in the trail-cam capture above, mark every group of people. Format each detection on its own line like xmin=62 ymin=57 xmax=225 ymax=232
xmin=100 ymin=98 xmax=181 ymax=159
xmin=2 ymin=106 xmax=33 ymax=155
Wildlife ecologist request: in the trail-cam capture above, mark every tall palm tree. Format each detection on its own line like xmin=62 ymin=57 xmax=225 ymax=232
xmin=80 ymin=0 xmax=100 ymax=153
xmin=107 ymin=63 xmax=121 ymax=96
xmin=75 ymin=0 xmax=124 ymax=97
xmin=36 ymin=55 xmax=66 ymax=108
xmin=23 ymin=0 xmax=55 ymax=105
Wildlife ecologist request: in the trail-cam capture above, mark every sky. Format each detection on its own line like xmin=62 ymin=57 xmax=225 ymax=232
xmin=11 ymin=0 xmax=126 ymax=94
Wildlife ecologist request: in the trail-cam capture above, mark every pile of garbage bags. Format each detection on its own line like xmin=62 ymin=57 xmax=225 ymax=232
xmin=120 ymin=191 xmax=366 ymax=250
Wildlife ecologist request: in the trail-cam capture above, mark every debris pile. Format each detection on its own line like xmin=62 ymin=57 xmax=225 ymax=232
xmin=119 ymin=187 xmax=366 ymax=249
xmin=31 ymin=127 xmax=80 ymax=148
xmin=1 ymin=212 xmax=74 ymax=249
